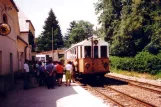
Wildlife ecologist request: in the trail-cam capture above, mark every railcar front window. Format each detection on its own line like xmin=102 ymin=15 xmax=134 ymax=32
xmin=101 ymin=46 xmax=107 ymax=58
xmin=85 ymin=46 xmax=91 ymax=58
xmin=94 ymin=46 xmax=98 ymax=58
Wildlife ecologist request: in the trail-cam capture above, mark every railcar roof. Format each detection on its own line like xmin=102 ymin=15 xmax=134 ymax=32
xmin=36 ymin=54 xmax=46 ymax=57
xmin=64 ymin=39 xmax=87 ymax=53
xmin=64 ymin=36 xmax=109 ymax=53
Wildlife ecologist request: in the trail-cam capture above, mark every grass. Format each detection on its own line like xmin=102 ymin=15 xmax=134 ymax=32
xmin=110 ymin=68 xmax=161 ymax=80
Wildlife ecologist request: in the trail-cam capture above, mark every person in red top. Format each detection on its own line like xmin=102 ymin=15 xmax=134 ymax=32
xmin=56 ymin=61 xmax=64 ymax=86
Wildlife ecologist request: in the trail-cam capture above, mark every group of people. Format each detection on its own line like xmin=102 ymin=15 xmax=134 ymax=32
xmin=23 ymin=59 xmax=77 ymax=90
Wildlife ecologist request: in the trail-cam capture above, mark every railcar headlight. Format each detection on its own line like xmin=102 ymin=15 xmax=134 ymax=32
xmin=101 ymin=60 xmax=108 ymax=69
xmin=85 ymin=62 xmax=90 ymax=70
xmin=94 ymin=40 xmax=98 ymax=45
xmin=103 ymin=62 xmax=108 ymax=69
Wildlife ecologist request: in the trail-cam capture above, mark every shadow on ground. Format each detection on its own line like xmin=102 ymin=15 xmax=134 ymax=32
xmin=0 ymin=80 xmax=78 ymax=107
xmin=78 ymin=77 xmax=128 ymax=87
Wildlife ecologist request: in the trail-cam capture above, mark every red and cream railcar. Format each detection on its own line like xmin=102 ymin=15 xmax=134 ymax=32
xmin=64 ymin=35 xmax=110 ymax=78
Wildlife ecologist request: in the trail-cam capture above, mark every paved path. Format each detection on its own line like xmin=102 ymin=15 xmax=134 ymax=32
xmin=0 ymin=76 xmax=109 ymax=107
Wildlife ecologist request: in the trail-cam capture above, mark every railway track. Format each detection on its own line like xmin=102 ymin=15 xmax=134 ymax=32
xmin=77 ymin=81 xmax=157 ymax=107
xmin=106 ymin=74 xmax=161 ymax=94
xmin=103 ymin=85 xmax=157 ymax=107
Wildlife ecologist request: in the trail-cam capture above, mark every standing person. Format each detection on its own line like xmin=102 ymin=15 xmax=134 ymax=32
xmin=35 ymin=61 xmax=39 ymax=83
xmin=23 ymin=60 xmax=30 ymax=90
xmin=28 ymin=61 xmax=36 ymax=88
xmin=65 ymin=61 xmax=73 ymax=86
xmin=33 ymin=61 xmax=37 ymax=77
xmin=56 ymin=61 xmax=64 ymax=86
xmin=53 ymin=61 xmax=58 ymax=85
xmin=46 ymin=60 xmax=55 ymax=89
xmin=38 ymin=61 xmax=45 ymax=86
xmin=44 ymin=61 xmax=49 ymax=86
xmin=36 ymin=61 xmax=39 ymax=70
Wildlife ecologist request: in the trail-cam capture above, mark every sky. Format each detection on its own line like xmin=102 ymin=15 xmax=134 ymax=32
xmin=14 ymin=0 xmax=99 ymax=37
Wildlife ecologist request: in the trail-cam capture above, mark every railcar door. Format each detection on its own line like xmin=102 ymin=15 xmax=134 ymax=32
xmin=84 ymin=46 xmax=93 ymax=73
xmin=93 ymin=46 xmax=109 ymax=74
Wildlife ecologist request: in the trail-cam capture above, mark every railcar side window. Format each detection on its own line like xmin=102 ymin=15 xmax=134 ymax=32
xmin=74 ymin=48 xmax=76 ymax=54
xmin=101 ymin=46 xmax=107 ymax=58
xmin=80 ymin=46 xmax=82 ymax=58
xmin=94 ymin=46 xmax=98 ymax=58
xmin=85 ymin=46 xmax=91 ymax=58
xmin=74 ymin=48 xmax=76 ymax=58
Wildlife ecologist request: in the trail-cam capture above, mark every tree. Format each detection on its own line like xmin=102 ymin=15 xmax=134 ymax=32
xmin=95 ymin=0 xmax=122 ymax=43
xmin=36 ymin=9 xmax=63 ymax=51
xmin=64 ymin=20 xmax=94 ymax=47
xmin=95 ymin=0 xmax=161 ymax=56
xmin=64 ymin=21 xmax=77 ymax=47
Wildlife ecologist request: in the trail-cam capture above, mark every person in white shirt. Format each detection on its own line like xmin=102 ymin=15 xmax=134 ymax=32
xmin=65 ymin=61 xmax=73 ymax=86
xmin=24 ymin=61 xmax=29 ymax=73
xmin=24 ymin=60 xmax=30 ymax=90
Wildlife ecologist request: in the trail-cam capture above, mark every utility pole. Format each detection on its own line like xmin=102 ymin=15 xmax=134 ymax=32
xmin=52 ymin=27 xmax=54 ymax=60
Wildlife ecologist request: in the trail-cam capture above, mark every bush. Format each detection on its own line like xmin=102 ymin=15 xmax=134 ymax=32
xmin=110 ymin=56 xmax=133 ymax=71
xmin=110 ymin=51 xmax=161 ymax=74
xmin=134 ymin=51 xmax=161 ymax=74
xmin=133 ymin=51 xmax=153 ymax=72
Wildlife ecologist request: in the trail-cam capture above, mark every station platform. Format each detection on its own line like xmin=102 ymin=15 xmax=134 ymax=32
xmin=0 ymin=75 xmax=109 ymax=107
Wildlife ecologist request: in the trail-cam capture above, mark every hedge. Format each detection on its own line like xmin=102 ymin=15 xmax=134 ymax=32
xmin=110 ymin=51 xmax=161 ymax=74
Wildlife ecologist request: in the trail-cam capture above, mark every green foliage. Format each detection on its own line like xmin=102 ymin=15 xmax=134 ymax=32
xmin=95 ymin=0 xmax=161 ymax=74
xmin=64 ymin=20 xmax=94 ymax=47
xmin=95 ymin=0 xmax=161 ymax=56
xmin=155 ymin=71 xmax=161 ymax=79
xmin=110 ymin=56 xmax=133 ymax=71
xmin=110 ymin=51 xmax=161 ymax=74
xmin=35 ymin=9 xmax=63 ymax=52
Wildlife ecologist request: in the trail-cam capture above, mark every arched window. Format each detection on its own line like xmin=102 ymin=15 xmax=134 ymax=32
xmin=3 ymin=14 xmax=8 ymax=23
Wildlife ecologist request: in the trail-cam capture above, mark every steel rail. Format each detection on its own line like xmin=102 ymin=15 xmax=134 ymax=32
xmin=76 ymin=81 xmax=125 ymax=107
xmin=105 ymin=86 xmax=157 ymax=107
xmin=106 ymin=75 xmax=161 ymax=89
xmin=86 ymin=84 xmax=126 ymax=107
xmin=128 ymin=82 xmax=161 ymax=94
xmin=77 ymin=80 xmax=157 ymax=107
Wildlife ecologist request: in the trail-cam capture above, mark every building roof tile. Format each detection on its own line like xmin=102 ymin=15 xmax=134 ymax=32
xmin=18 ymin=7 xmax=35 ymax=32
xmin=18 ymin=8 xmax=29 ymax=32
